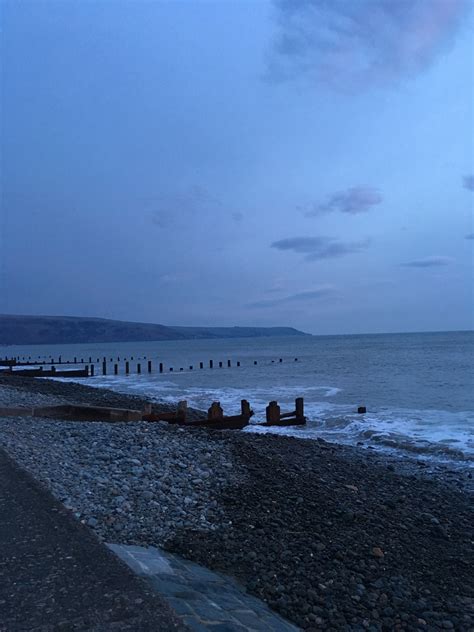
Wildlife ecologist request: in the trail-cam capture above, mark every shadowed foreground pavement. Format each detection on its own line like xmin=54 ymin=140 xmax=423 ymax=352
xmin=0 ymin=448 xmax=185 ymax=632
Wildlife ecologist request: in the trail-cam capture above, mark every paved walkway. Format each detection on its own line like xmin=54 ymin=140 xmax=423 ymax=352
xmin=108 ymin=544 xmax=300 ymax=632
xmin=0 ymin=449 xmax=184 ymax=631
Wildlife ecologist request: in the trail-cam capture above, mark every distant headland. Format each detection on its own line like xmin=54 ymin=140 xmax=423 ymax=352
xmin=0 ymin=314 xmax=309 ymax=346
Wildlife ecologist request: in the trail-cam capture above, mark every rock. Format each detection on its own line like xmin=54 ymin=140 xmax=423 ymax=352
xmin=372 ymin=547 xmax=384 ymax=558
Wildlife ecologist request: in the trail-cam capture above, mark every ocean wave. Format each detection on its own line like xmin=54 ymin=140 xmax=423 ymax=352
xmin=60 ymin=374 xmax=473 ymax=465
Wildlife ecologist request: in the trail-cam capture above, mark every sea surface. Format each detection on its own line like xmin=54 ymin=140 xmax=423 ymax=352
xmin=2 ymin=331 xmax=473 ymax=464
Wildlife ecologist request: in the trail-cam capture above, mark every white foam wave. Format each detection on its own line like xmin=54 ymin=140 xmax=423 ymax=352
xmin=55 ymin=374 xmax=473 ymax=465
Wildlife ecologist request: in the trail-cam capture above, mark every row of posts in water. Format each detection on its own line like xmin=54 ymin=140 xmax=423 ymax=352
xmin=2 ymin=355 xmax=299 ymax=377
xmin=88 ymin=357 xmax=299 ymax=376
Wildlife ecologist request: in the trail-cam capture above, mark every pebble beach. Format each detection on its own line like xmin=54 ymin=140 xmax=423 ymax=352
xmin=0 ymin=376 xmax=473 ymax=631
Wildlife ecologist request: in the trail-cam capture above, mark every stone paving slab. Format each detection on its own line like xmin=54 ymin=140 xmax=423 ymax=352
xmin=107 ymin=543 xmax=300 ymax=632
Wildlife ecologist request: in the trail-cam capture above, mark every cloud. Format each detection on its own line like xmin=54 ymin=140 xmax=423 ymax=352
xmin=271 ymin=236 xmax=370 ymax=260
xmin=463 ymin=175 xmax=474 ymax=191
xmin=147 ymin=186 xmax=218 ymax=229
xmin=151 ymin=211 xmax=172 ymax=228
xmin=401 ymin=256 xmax=453 ymax=267
xmin=267 ymin=0 xmax=467 ymax=91
xmin=248 ymin=286 xmax=335 ymax=308
xmin=146 ymin=185 xmax=243 ymax=230
xmin=465 ymin=233 xmax=474 ymax=240
xmin=306 ymin=186 xmax=382 ymax=216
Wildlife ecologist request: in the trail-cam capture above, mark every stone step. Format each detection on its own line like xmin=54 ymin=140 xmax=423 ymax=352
xmin=107 ymin=543 xmax=300 ymax=632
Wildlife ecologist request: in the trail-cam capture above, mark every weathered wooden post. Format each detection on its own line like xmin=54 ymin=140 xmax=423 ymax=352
xmin=279 ymin=358 xmax=283 ymax=363
xmin=177 ymin=400 xmax=187 ymax=422
xmin=148 ymin=360 xmax=152 ymax=373
xmin=266 ymin=401 xmax=280 ymax=424
xmin=208 ymin=401 xmax=224 ymax=421
xmin=85 ymin=366 xmax=89 ymax=377
xmin=358 ymin=406 xmax=366 ymax=414
xmin=159 ymin=363 xmax=163 ymax=373
xmin=209 ymin=360 xmax=213 ymax=369
xmin=241 ymin=400 xmax=251 ymax=417
xmin=237 ymin=361 xmax=240 ymax=367
xmin=219 ymin=361 xmax=223 ymax=368
xmin=125 ymin=361 xmax=130 ymax=375
xmin=114 ymin=364 xmax=118 ymax=375
xmin=295 ymin=397 xmax=304 ymax=422
xmin=254 ymin=360 xmax=257 ymax=365
xmin=200 ymin=362 xmax=203 ymax=369
xmin=227 ymin=360 xmax=231 ymax=367
xmin=189 ymin=365 xmax=193 ymax=370
xmin=170 ymin=367 xmax=173 ymax=372
xmin=137 ymin=363 xmax=141 ymax=374
xmin=90 ymin=364 xmax=95 ymax=376
xmin=102 ymin=361 xmax=107 ymax=375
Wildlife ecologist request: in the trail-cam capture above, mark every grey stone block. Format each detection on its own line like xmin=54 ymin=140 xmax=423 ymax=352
xmin=191 ymin=599 xmax=226 ymax=622
xmin=230 ymin=610 xmax=271 ymax=629
xmin=165 ymin=597 xmax=195 ymax=616
xmin=182 ymin=615 xmax=211 ymax=632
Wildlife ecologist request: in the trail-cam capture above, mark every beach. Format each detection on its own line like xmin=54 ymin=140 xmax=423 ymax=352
xmin=0 ymin=375 xmax=472 ymax=631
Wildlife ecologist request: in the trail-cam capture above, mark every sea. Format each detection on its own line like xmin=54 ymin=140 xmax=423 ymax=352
xmin=2 ymin=331 xmax=473 ymax=466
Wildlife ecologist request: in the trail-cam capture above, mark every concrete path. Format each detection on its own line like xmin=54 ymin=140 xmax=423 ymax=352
xmin=108 ymin=543 xmax=300 ymax=632
xmin=0 ymin=449 xmax=184 ymax=632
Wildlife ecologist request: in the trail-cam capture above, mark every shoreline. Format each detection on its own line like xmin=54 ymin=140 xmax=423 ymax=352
xmin=1 ymin=376 xmax=473 ymax=630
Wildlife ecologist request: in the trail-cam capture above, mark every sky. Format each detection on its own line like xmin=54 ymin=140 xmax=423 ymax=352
xmin=1 ymin=0 xmax=473 ymax=335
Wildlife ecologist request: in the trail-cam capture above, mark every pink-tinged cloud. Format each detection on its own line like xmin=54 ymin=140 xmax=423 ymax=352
xmin=267 ymin=0 xmax=468 ymax=91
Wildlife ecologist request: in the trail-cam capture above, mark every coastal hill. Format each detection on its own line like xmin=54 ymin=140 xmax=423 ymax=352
xmin=0 ymin=315 xmax=308 ymax=345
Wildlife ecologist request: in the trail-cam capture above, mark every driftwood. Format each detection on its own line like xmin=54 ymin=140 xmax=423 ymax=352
xmin=262 ymin=398 xmax=306 ymax=426
xmin=143 ymin=400 xmax=253 ymax=430
xmin=142 ymin=401 xmax=188 ymax=424
xmin=200 ymin=400 xmax=253 ymax=429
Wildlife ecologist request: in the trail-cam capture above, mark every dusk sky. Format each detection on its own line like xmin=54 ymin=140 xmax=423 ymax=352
xmin=1 ymin=0 xmax=473 ymax=335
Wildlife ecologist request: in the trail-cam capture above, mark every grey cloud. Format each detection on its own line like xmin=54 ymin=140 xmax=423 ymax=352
xmin=463 ymin=175 xmax=474 ymax=191
xmin=465 ymin=233 xmax=474 ymax=240
xmin=267 ymin=0 xmax=467 ymax=91
xmin=401 ymin=256 xmax=453 ymax=267
xmin=151 ymin=211 xmax=172 ymax=228
xmin=306 ymin=186 xmax=382 ymax=216
xmin=148 ymin=185 xmax=220 ymax=221
xmin=248 ymin=286 xmax=335 ymax=308
xmin=271 ymin=236 xmax=370 ymax=261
